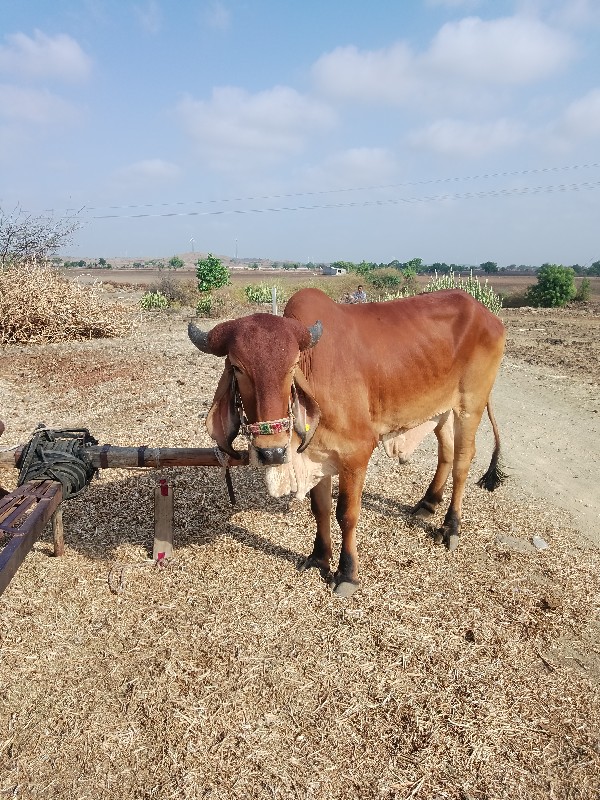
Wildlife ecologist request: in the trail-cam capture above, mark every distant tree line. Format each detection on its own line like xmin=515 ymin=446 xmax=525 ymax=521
xmin=329 ymin=258 xmax=600 ymax=277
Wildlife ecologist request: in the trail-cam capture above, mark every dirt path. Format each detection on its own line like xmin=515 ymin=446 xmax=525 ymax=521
xmin=490 ymin=357 xmax=599 ymax=546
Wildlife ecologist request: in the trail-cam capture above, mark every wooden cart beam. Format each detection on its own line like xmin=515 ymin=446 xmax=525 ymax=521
xmin=0 ymin=445 xmax=249 ymax=470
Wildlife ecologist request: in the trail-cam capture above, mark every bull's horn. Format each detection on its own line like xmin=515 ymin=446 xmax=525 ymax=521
xmin=188 ymin=321 xmax=211 ymax=353
xmin=308 ymin=320 xmax=323 ymax=348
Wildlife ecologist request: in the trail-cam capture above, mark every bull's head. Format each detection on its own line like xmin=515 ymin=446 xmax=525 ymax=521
xmin=188 ymin=314 xmax=322 ymax=465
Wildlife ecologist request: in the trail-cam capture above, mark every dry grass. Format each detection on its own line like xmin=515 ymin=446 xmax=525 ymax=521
xmin=0 ymin=309 xmax=599 ymax=799
xmin=0 ymin=260 xmax=131 ymax=344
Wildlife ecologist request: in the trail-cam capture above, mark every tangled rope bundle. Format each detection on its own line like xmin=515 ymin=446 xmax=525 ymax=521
xmin=17 ymin=426 xmax=98 ymax=499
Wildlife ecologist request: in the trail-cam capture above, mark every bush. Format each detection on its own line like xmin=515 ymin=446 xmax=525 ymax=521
xmin=168 ymin=255 xmax=184 ymax=270
xmin=195 ymin=253 xmax=230 ymax=293
xmin=367 ymin=270 xmax=402 ymax=290
xmin=196 ymin=293 xmax=212 ymax=317
xmin=574 ymin=278 xmax=591 ymax=303
xmin=139 ymin=291 xmax=169 ymax=310
xmin=244 ymin=282 xmax=287 ymax=305
xmin=1 ymin=206 xmax=79 ymax=265
xmin=154 ymin=275 xmax=199 ymax=307
xmin=525 ymin=264 xmax=576 ymax=308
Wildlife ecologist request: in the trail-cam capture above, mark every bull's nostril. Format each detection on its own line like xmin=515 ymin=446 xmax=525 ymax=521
xmin=255 ymin=446 xmax=287 ymax=465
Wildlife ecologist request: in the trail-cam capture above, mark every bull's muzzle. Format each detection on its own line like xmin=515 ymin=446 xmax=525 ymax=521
xmin=254 ymin=445 xmax=288 ymax=465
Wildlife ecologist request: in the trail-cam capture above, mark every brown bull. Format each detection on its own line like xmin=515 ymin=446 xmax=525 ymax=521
xmin=189 ymin=287 xmax=506 ymax=597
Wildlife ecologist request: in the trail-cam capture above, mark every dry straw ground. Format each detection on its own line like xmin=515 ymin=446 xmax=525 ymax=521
xmin=0 ymin=280 xmax=599 ymax=800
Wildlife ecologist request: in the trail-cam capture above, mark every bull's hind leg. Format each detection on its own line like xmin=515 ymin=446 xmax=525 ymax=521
xmin=299 ymin=476 xmax=333 ymax=576
xmin=435 ymin=411 xmax=481 ymax=551
xmin=412 ymin=412 xmax=453 ymax=520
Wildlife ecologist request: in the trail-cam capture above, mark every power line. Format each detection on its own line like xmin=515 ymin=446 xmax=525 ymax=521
xmin=41 ymin=160 xmax=600 ymax=216
xmin=88 ymin=179 xmax=600 ymax=221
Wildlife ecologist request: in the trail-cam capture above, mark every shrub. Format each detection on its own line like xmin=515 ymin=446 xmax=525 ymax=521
xmin=196 ymin=253 xmax=230 ymax=293
xmin=154 ymin=275 xmax=199 ymax=307
xmin=525 ymin=264 xmax=576 ymax=308
xmin=139 ymin=291 xmax=169 ymax=310
xmin=244 ymin=282 xmax=288 ymax=306
xmin=168 ymin=255 xmax=184 ymax=270
xmin=1 ymin=206 xmax=79 ymax=265
xmin=574 ymin=278 xmax=591 ymax=303
xmin=367 ymin=270 xmax=402 ymax=290
xmin=196 ymin=293 xmax=213 ymax=317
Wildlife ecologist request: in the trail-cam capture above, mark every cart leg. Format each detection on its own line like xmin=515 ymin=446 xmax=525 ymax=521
xmin=52 ymin=507 xmax=65 ymax=557
xmin=153 ymin=479 xmax=173 ymax=562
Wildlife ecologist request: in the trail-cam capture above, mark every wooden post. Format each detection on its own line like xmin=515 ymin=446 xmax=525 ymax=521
xmin=52 ymin=507 xmax=65 ymax=557
xmin=153 ymin=479 xmax=173 ymax=563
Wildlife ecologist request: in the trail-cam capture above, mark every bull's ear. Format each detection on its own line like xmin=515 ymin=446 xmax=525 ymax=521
xmin=206 ymin=359 xmax=241 ymax=456
xmin=292 ymin=368 xmax=321 ymax=453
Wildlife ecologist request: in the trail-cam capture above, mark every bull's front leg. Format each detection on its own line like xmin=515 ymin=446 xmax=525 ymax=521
xmin=299 ymin=476 xmax=333 ymax=577
xmin=330 ymin=464 xmax=368 ymax=598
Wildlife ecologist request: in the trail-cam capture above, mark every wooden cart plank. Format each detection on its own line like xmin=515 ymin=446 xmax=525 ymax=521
xmin=0 ymin=480 xmax=63 ymax=597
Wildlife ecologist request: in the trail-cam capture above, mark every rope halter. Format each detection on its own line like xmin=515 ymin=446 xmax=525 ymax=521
xmin=233 ymin=375 xmax=294 ymax=442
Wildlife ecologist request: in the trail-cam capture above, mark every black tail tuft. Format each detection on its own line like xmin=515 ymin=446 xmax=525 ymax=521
xmin=476 ymin=451 xmax=508 ymax=492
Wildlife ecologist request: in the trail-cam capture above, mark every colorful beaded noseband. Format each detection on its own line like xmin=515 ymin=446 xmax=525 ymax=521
xmin=240 ymin=417 xmax=292 ymax=437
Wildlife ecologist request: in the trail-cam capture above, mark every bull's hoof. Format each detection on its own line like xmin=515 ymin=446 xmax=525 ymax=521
xmin=328 ymin=573 xmax=360 ymax=598
xmin=433 ymin=527 xmax=460 ymax=551
xmin=298 ymin=554 xmax=331 ymax=577
xmin=410 ymin=498 xmax=438 ymax=520
xmin=412 ymin=503 xmax=436 ymax=521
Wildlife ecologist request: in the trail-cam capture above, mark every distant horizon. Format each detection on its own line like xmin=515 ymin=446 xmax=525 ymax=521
xmin=57 ymin=250 xmax=589 ymax=271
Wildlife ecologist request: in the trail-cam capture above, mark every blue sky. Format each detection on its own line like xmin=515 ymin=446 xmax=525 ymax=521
xmin=1 ymin=0 xmax=599 ymax=266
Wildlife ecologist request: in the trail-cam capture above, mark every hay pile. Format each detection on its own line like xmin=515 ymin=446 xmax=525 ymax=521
xmin=0 ymin=260 xmax=130 ymax=344
xmin=0 ymin=311 xmax=599 ymax=799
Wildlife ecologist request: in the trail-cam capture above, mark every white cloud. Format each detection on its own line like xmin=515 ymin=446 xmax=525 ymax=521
xmin=177 ymin=86 xmax=336 ymax=172
xmin=426 ymin=15 xmax=574 ymax=84
xmin=0 ymin=30 xmax=92 ymax=82
xmin=116 ymin=158 xmax=181 ymax=182
xmin=312 ymin=43 xmax=418 ymax=105
xmin=0 ymin=83 xmax=79 ymax=124
xmin=204 ymin=1 xmax=232 ymax=31
xmin=304 ymin=147 xmax=397 ymax=190
xmin=407 ymin=117 xmax=526 ymax=157
xmin=556 ymin=88 xmax=600 ymax=142
xmin=543 ymin=0 xmax=600 ymax=28
xmin=134 ymin=1 xmax=162 ymax=35
xmin=312 ymin=14 xmax=574 ymax=110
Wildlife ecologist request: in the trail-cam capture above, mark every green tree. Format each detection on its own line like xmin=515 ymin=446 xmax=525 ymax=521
xmin=480 ymin=261 xmax=498 ymax=273
xmin=195 ymin=253 xmax=230 ymax=293
xmin=404 ymin=257 xmax=424 ymax=272
xmin=356 ymin=260 xmax=377 ymax=276
xmin=588 ymin=261 xmax=600 ymax=276
xmin=169 ymin=255 xmax=184 ymax=270
xmin=525 ymin=264 xmax=576 ymax=307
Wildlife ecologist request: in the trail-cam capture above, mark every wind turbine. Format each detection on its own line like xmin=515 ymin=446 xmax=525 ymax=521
xmin=190 ymin=237 xmax=195 ymax=253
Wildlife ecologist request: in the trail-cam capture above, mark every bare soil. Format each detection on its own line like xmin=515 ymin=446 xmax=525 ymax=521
xmin=0 ymin=292 xmax=599 ymax=799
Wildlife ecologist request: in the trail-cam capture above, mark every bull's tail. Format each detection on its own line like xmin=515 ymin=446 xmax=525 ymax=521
xmin=476 ymin=398 xmax=507 ymax=492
